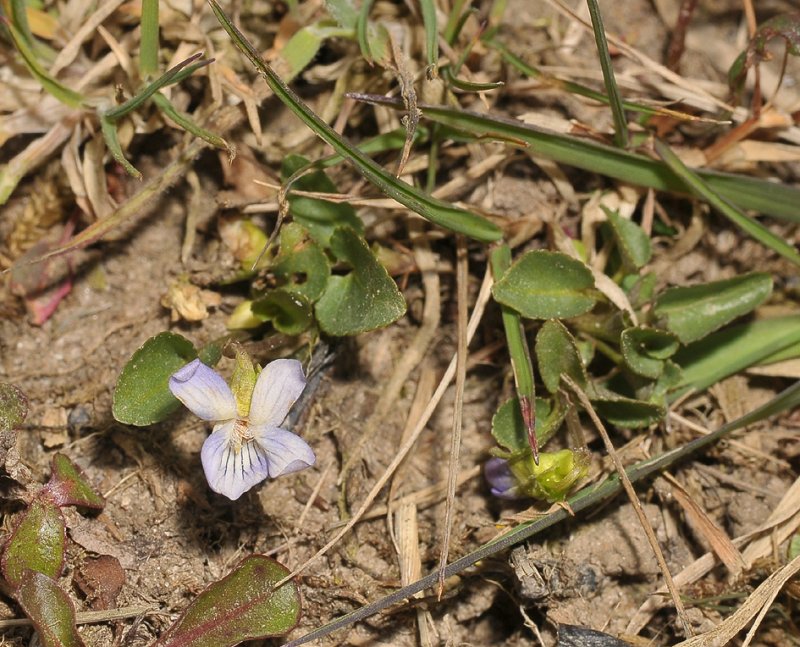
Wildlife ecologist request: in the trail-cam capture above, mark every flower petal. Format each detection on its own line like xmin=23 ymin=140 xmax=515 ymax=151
xmin=248 ymin=359 xmax=306 ymax=427
xmin=484 ymin=457 xmax=520 ymax=500
xmin=254 ymin=426 xmax=316 ymax=478
xmin=169 ymin=359 xmax=236 ymax=421
xmin=201 ymin=422 xmax=270 ymax=500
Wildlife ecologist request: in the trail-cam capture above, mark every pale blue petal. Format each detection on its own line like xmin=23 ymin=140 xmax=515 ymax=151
xmin=254 ymin=426 xmax=316 ymax=478
xmin=169 ymin=359 xmax=236 ymax=421
xmin=201 ymin=422 xmax=270 ymax=500
xmin=248 ymin=359 xmax=306 ymax=427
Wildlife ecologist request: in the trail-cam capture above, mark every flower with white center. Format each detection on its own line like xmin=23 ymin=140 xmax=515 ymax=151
xmin=168 ymin=357 xmax=315 ymax=500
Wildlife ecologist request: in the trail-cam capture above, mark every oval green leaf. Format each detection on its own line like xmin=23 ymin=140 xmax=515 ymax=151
xmin=535 ymin=320 xmax=589 ymax=394
xmin=2 ymin=496 xmax=66 ymax=587
xmin=653 ymin=272 xmax=772 ymax=344
xmin=492 ymin=396 xmax=567 ymax=454
xmin=153 ymin=555 xmax=301 ymax=647
xmin=16 ymin=571 xmax=86 ymax=647
xmin=620 ymin=326 xmax=680 ymax=379
xmin=112 ymin=332 xmax=197 ymax=426
xmin=315 ymin=227 xmax=407 ymax=335
xmin=271 ymin=222 xmax=331 ymax=301
xmin=604 ymin=207 xmax=652 ymax=270
xmin=493 ymin=251 xmax=597 ymax=320
xmin=252 ymin=289 xmax=314 ymax=336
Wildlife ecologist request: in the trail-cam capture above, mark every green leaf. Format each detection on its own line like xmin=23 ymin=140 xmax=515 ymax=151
xmin=493 ymin=251 xmax=597 ymax=319
xmin=653 ymin=272 xmax=772 ymax=344
xmin=152 ymin=92 xmax=231 ymax=152
xmin=325 ymin=0 xmax=358 ymax=29
xmin=315 ymin=227 xmax=407 ymax=335
xmin=209 ymin=1 xmax=501 ymax=242
xmin=43 ymin=454 xmax=105 ymax=510
xmin=586 ymin=0 xmax=628 ymax=147
xmin=390 ymin=100 xmax=800 ymax=223
xmin=674 ymin=315 xmax=800 ymax=396
xmin=654 ymin=139 xmax=800 ymax=267
xmin=100 ymin=116 xmax=142 ymax=179
xmin=252 ymin=290 xmax=314 ymax=335
xmin=3 ymin=17 xmax=84 ymax=108
xmin=419 ymin=0 xmax=438 ymax=70
xmin=139 ymin=0 xmax=160 ymax=77
xmin=1 ymin=496 xmax=66 ymax=587
xmin=535 ymin=320 xmax=589 ymax=394
xmin=0 ymin=382 xmax=28 ymax=432
xmin=604 ymin=207 xmax=652 ymax=270
xmin=620 ymin=326 xmax=679 ymax=379
xmin=112 ymin=332 xmax=197 ymax=426
xmin=282 ymin=155 xmax=365 ymax=247
xmin=153 ymin=555 xmax=301 ymax=647
xmin=103 ymin=53 xmax=207 ymax=121
xmin=271 ymin=223 xmax=331 ymax=301
xmin=590 ymin=391 xmax=664 ymax=428
xmin=279 ymin=23 xmax=352 ymax=81
xmin=16 ymin=571 xmax=86 ymax=647
xmin=491 ymin=396 xmax=566 ymax=454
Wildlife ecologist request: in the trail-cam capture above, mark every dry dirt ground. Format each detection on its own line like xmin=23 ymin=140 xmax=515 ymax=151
xmin=2 ymin=0 xmax=800 ymax=646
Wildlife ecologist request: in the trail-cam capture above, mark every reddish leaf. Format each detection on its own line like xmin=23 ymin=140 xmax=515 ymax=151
xmin=1 ymin=495 xmax=66 ymax=587
xmin=16 ymin=571 xmax=86 ymax=647
xmin=153 ymin=555 xmax=301 ymax=647
xmin=44 ymin=453 xmax=104 ymax=510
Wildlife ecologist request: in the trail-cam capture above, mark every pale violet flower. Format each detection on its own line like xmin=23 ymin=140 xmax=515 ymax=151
xmin=168 ymin=358 xmax=315 ymax=500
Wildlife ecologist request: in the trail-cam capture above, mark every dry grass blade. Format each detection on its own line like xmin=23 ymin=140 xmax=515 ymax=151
xmin=662 ymin=472 xmax=745 ymax=577
xmin=674 ymin=554 xmax=800 ymax=647
xmin=627 ymin=474 xmax=800 ymax=634
xmin=562 ymin=375 xmax=694 ymax=637
xmin=271 ymin=267 xmax=494 ymax=590
xmin=437 ymin=235 xmax=468 ymax=597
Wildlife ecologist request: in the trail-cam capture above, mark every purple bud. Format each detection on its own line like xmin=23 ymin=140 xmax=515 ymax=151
xmin=484 ymin=457 xmax=520 ymax=500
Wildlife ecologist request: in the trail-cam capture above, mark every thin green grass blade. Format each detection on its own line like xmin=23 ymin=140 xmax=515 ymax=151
xmin=209 ymin=0 xmax=502 ymax=242
xmin=442 ymin=0 xmax=469 ymax=45
xmin=139 ymin=0 xmax=160 ymax=78
xmin=654 ymin=139 xmax=800 ymax=267
xmin=359 ymin=98 xmax=800 ymax=222
xmin=3 ymin=18 xmax=84 ymax=108
xmin=103 ymin=53 xmax=207 ymax=121
xmin=490 ymin=244 xmax=538 ymax=460
xmin=586 ymin=0 xmax=628 ymax=147
xmin=152 ymin=92 xmax=232 ymax=153
xmin=100 ymin=117 xmax=142 ymax=179
xmin=282 ymin=379 xmax=800 ymax=646
xmin=673 ymin=315 xmax=800 ymax=395
xmin=489 ymin=39 xmax=716 ymax=123
xmin=419 ymin=0 xmax=438 ymax=71
xmin=9 ymin=0 xmax=36 ymax=51
xmin=442 ymin=66 xmax=504 ymax=92
xmin=356 ymin=0 xmax=375 ymax=63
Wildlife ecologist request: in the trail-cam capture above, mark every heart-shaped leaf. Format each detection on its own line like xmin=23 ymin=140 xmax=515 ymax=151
xmin=153 ymin=555 xmax=301 ymax=647
xmin=282 ymin=155 xmax=365 ymax=247
xmin=493 ymin=251 xmax=597 ymax=319
xmin=536 ymin=320 xmax=589 ymax=394
xmin=252 ymin=289 xmax=314 ymax=335
xmin=2 ymin=496 xmax=66 ymax=587
xmin=43 ymin=454 xmax=105 ymax=510
xmin=112 ymin=332 xmax=197 ymax=426
xmin=315 ymin=227 xmax=407 ymax=335
xmin=0 ymin=382 xmax=28 ymax=432
xmin=16 ymin=571 xmax=86 ymax=647
xmin=653 ymin=272 xmax=772 ymax=343
xmin=620 ymin=326 xmax=680 ymax=379
xmin=271 ymin=223 xmax=331 ymax=301
xmin=492 ymin=396 xmax=567 ymax=454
